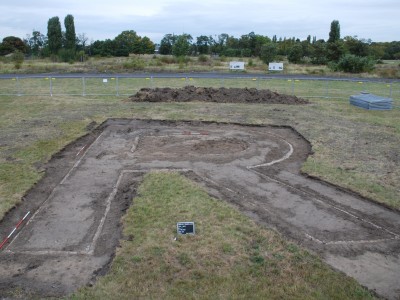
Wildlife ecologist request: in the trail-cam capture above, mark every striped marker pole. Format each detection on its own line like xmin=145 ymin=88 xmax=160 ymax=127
xmin=0 ymin=211 xmax=30 ymax=250
xmin=182 ymin=131 xmax=209 ymax=136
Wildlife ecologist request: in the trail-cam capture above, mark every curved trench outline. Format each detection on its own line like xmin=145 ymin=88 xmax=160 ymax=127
xmin=7 ymin=128 xmax=294 ymax=254
xmin=129 ymin=130 xmax=399 ymax=245
xmin=5 ymin=123 xmax=399 ymax=255
xmin=247 ymin=131 xmax=294 ymax=169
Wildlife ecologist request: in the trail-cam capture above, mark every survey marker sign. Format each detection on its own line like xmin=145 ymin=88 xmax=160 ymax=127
xmin=177 ymin=222 xmax=195 ymax=235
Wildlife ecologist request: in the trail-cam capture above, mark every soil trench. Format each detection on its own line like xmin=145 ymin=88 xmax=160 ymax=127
xmin=0 ymin=119 xmax=399 ymax=299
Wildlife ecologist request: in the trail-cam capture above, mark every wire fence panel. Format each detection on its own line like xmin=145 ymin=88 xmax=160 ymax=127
xmin=291 ymin=79 xmax=329 ymax=98
xmin=327 ymin=80 xmax=362 ymax=99
xmin=364 ymin=81 xmax=393 ymax=98
xmin=262 ymin=79 xmax=293 ymax=95
xmin=391 ymin=82 xmax=400 ymax=107
xmin=184 ymin=77 xmax=220 ymax=88
xmin=0 ymin=76 xmax=399 ymax=108
xmin=0 ymin=77 xmax=18 ymax=95
xmin=84 ymin=77 xmax=117 ymax=95
xmin=152 ymin=77 xmax=191 ymax=89
xmin=52 ymin=77 xmax=83 ymax=96
xmin=19 ymin=77 xmax=52 ymax=96
xmin=117 ymin=78 xmax=151 ymax=95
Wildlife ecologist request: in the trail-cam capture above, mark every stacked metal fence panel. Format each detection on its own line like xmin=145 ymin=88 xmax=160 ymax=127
xmin=350 ymin=93 xmax=393 ymax=110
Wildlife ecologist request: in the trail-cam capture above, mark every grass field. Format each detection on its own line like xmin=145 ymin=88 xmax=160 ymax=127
xmin=0 ymin=79 xmax=399 ymax=297
xmin=0 ymin=81 xmax=399 ymax=217
xmin=1 ymin=76 xmax=399 ymax=103
xmin=71 ymin=172 xmax=373 ymax=299
xmin=1 ymin=54 xmax=399 ymax=78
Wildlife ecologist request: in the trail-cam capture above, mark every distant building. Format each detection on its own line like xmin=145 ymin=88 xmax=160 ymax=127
xmin=154 ymin=44 xmax=160 ymax=54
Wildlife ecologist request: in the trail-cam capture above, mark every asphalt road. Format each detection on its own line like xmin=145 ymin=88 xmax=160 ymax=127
xmin=0 ymin=71 xmax=398 ymax=83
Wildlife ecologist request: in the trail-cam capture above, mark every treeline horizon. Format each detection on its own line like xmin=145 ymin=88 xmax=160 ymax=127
xmin=1 ymin=14 xmax=400 ymax=73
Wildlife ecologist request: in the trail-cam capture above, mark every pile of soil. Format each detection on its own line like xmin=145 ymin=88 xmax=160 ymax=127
xmin=129 ymin=86 xmax=309 ymax=105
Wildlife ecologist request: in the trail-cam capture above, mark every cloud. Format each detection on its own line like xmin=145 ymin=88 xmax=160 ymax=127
xmin=0 ymin=0 xmax=399 ymax=42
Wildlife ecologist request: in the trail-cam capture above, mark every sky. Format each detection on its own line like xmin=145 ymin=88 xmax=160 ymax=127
xmin=0 ymin=0 xmax=399 ymax=44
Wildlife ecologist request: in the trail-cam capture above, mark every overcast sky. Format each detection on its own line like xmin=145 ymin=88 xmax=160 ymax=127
xmin=0 ymin=0 xmax=398 ymax=43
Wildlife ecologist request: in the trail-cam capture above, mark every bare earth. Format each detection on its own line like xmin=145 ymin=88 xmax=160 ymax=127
xmin=0 ymin=119 xmax=399 ymax=299
xmin=129 ymin=86 xmax=310 ymax=104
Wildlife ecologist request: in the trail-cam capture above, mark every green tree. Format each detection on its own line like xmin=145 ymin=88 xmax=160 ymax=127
xmin=196 ymin=35 xmax=211 ymax=54
xmin=210 ymin=33 xmax=229 ymax=55
xmin=287 ymin=43 xmax=303 ymax=63
xmin=382 ymin=41 xmax=400 ymax=59
xmin=277 ymin=37 xmax=295 ymax=56
xmin=47 ymin=16 xmax=62 ymax=54
xmin=138 ymin=36 xmax=155 ymax=54
xmin=260 ymin=43 xmax=277 ymax=64
xmin=312 ymin=36 xmax=317 ymax=44
xmin=333 ymin=54 xmax=375 ymax=73
xmin=103 ymin=39 xmax=119 ymax=56
xmin=64 ymin=14 xmax=76 ymax=51
xmin=77 ymin=33 xmax=88 ymax=52
xmin=89 ymin=39 xmax=124 ymax=57
xmin=253 ymin=34 xmax=271 ymax=57
xmin=328 ymin=20 xmax=340 ymax=43
xmin=301 ymin=40 xmax=313 ymax=58
xmin=172 ymin=34 xmax=192 ymax=57
xmin=90 ymin=40 xmax=106 ymax=56
xmin=344 ymin=36 xmax=370 ymax=57
xmin=310 ymin=40 xmax=327 ymax=64
xmin=237 ymin=32 xmax=255 ymax=57
xmin=326 ymin=20 xmax=344 ymax=62
xmin=226 ymin=35 xmax=239 ymax=50
xmin=369 ymin=42 xmax=385 ymax=59
xmin=26 ymin=31 xmax=46 ymax=57
xmin=327 ymin=40 xmax=345 ymax=62
xmin=0 ymin=36 xmax=27 ymax=55
xmin=114 ymin=30 xmax=140 ymax=54
xmin=159 ymin=34 xmax=176 ymax=55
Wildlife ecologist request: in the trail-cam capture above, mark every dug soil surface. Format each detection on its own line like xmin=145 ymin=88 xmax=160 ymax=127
xmin=129 ymin=86 xmax=309 ymax=104
xmin=0 ymin=119 xmax=399 ymax=299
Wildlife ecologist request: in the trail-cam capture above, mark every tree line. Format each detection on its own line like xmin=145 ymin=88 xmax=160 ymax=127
xmin=1 ymin=16 xmax=400 ymax=73
xmin=157 ymin=21 xmax=399 ymax=72
xmin=0 ymin=14 xmax=155 ymax=63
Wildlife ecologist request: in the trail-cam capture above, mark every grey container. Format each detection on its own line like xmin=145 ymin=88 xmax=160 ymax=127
xmin=350 ymin=92 xmax=392 ymax=110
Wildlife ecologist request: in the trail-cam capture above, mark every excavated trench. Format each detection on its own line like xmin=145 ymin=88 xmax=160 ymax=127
xmin=0 ymin=119 xmax=399 ymax=299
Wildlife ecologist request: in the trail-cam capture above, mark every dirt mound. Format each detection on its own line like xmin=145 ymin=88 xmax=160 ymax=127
xmin=129 ymin=86 xmax=309 ymax=105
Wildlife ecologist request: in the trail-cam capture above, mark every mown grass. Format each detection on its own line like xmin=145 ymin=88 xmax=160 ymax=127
xmin=72 ymin=172 xmax=373 ymax=299
xmin=0 ymin=81 xmax=399 ymax=220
